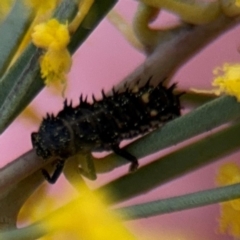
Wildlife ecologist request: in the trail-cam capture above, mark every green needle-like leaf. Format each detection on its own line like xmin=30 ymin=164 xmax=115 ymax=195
xmin=0 ymin=1 xmax=33 ymax=76
xmin=117 ymin=183 xmax=240 ymax=219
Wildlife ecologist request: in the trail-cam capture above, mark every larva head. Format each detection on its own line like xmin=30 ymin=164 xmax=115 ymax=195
xmin=31 ymin=115 xmax=71 ymax=160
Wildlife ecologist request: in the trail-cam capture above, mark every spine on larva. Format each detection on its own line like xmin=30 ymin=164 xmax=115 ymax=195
xmin=91 ymin=80 xmax=181 ymax=142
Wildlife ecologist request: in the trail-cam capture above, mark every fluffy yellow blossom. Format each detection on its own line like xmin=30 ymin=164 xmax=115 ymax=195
xmin=216 ymin=163 xmax=240 ymax=237
xmin=39 ymin=49 xmax=71 ymax=85
xmin=32 ymin=19 xmax=69 ymax=51
xmin=39 ymin=191 xmax=136 ymax=240
xmin=216 ymin=163 xmax=240 ymax=185
xmin=32 ymin=19 xmax=70 ymax=51
xmin=32 ymin=19 xmax=72 ymax=86
xmin=212 ymin=63 xmax=240 ymax=101
xmin=9 ymin=0 xmax=60 ymax=67
xmin=236 ymin=0 xmax=240 ymax=7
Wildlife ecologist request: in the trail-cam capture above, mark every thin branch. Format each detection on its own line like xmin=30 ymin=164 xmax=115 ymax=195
xmin=0 ymin=150 xmax=41 ymax=194
xmin=115 ymin=15 xmax=240 ymax=89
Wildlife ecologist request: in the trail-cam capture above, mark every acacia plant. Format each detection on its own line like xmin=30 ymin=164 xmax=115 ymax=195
xmin=1 ymin=0 xmax=240 ymax=239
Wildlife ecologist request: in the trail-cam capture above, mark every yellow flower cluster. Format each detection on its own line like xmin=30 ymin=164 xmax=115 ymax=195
xmin=18 ymin=177 xmax=137 ymax=239
xmin=212 ymin=63 xmax=240 ymax=101
xmin=32 ymin=19 xmax=72 ymax=86
xmin=42 ymin=192 xmax=136 ymax=240
xmin=33 ymin=19 xmax=69 ymax=50
xmin=216 ymin=163 xmax=240 ymax=237
xmin=19 ymin=169 xmax=135 ymax=239
xmin=8 ymin=1 xmax=60 ymax=68
xmin=236 ymin=0 xmax=240 ymax=7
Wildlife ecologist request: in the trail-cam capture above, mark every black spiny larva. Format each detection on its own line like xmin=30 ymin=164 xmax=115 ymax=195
xmin=31 ymin=78 xmax=182 ymax=183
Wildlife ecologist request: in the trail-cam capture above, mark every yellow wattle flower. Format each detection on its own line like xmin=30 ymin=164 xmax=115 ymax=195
xmin=216 ymin=163 xmax=240 ymax=237
xmin=236 ymin=0 xmax=240 ymax=7
xmin=212 ymin=63 xmax=240 ymax=101
xmin=32 ymin=18 xmax=72 ymax=87
xmin=9 ymin=0 xmax=60 ymax=68
xmin=32 ymin=19 xmax=70 ymax=51
xmin=43 ymin=192 xmax=136 ymax=240
xmin=39 ymin=48 xmax=71 ymax=85
xmin=216 ymin=163 xmax=240 ymax=186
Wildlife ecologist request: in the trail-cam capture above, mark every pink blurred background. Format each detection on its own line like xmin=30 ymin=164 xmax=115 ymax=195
xmin=2 ymin=0 xmax=240 ymax=239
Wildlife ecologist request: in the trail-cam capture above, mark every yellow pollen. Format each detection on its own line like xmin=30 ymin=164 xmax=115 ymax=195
xmin=132 ymin=86 xmax=139 ymax=93
xmin=150 ymin=110 xmax=158 ymax=116
xmin=141 ymin=92 xmax=149 ymax=103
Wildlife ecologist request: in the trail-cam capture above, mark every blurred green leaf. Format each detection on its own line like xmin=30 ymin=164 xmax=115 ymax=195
xmin=181 ymin=90 xmax=216 ymax=107
xmin=117 ymin=183 xmax=240 ymax=219
xmin=0 ymin=0 xmax=33 ymax=76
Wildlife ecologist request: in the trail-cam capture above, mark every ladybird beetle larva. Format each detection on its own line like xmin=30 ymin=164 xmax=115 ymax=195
xmin=31 ymin=78 xmax=182 ymax=183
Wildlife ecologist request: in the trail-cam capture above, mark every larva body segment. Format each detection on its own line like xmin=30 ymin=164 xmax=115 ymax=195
xmin=31 ymin=79 xmax=182 ymax=183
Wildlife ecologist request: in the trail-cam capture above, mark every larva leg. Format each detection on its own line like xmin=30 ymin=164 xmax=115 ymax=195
xmin=112 ymin=146 xmax=139 ymax=172
xmin=42 ymin=160 xmax=65 ymax=184
xmin=78 ymin=154 xmax=97 ymax=180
